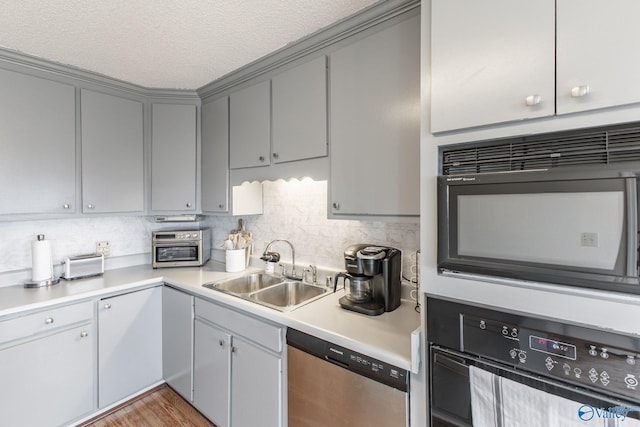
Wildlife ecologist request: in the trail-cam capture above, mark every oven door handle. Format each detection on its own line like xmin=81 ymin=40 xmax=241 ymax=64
xmin=433 ymin=351 xmax=470 ymax=377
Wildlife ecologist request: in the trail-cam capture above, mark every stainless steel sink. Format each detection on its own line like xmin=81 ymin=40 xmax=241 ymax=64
xmin=203 ymin=273 xmax=283 ymax=295
xmin=203 ymin=273 xmax=329 ymax=311
xmin=249 ymin=281 xmax=328 ymax=310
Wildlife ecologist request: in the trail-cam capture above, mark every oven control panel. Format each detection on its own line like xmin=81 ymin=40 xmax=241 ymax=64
xmin=462 ymin=314 xmax=640 ymax=401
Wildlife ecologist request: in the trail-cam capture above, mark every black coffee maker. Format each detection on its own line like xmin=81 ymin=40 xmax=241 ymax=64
xmin=334 ymin=244 xmax=402 ymax=316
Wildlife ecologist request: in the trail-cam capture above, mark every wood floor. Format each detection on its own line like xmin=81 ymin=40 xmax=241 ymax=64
xmin=81 ymin=384 xmax=214 ymax=427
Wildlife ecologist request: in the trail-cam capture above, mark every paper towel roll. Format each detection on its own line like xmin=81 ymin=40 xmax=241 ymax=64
xmin=31 ymin=234 xmax=53 ymax=282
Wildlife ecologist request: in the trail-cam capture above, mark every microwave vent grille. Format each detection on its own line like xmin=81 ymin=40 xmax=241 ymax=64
xmin=441 ymin=122 xmax=640 ymax=175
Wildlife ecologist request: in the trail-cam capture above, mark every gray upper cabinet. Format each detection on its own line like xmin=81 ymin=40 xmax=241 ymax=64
xmin=81 ymin=89 xmax=144 ymax=214
xmin=330 ymin=13 xmax=420 ymax=217
xmin=272 ymin=56 xmax=328 ymax=164
xmin=229 ymin=80 xmax=271 ymax=169
xmin=151 ymin=103 xmax=197 ymax=212
xmin=0 ymin=69 xmax=76 ymax=215
xmin=202 ymin=96 xmax=229 ymax=213
xmin=556 ymin=0 xmax=640 ymax=115
xmin=430 ymin=0 xmax=555 ymax=133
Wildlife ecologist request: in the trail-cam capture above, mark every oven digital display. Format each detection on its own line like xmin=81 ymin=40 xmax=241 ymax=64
xmin=529 ymin=335 xmax=577 ymax=360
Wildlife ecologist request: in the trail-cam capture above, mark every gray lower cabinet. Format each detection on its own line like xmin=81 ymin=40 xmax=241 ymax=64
xmin=81 ymin=89 xmax=144 ymax=214
xmin=98 ymin=286 xmax=163 ymax=408
xmin=329 ymin=12 xmax=420 ymax=217
xmin=0 ymin=301 xmax=95 ymax=427
xmin=0 ymin=68 xmax=76 ymax=215
xmin=162 ymin=286 xmax=194 ymax=401
xmin=193 ymin=298 xmax=284 ymax=427
xmin=201 ymin=96 xmax=230 ymax=213
xmin=229 ymin=80 xmax=271 ymax=169
xmin=151 ymin=103 xmax=197 ymax=213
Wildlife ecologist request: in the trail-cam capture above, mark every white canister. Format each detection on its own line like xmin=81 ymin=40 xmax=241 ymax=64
xmin=225 ymin=249 xmax=246 ymax=273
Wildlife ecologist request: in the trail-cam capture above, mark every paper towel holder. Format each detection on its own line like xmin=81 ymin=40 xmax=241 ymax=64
xmin=24 ymin=234 xmax=60 ymax=288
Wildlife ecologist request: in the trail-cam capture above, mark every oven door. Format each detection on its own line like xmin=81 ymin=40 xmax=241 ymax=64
xmin=430 ymin=346 xmax=640 ymax=427
xmin=153 ymin=242 xmax=201 ymax=267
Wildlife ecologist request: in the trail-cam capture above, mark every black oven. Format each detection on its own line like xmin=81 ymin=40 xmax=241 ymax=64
xmin=152 ymin=229 xmax=211 ymax=268
xmin=427 ymin=297 xmax=640 ymax=426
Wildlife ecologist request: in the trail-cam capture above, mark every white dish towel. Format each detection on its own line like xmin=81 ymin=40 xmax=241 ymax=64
xmin=469 ymin=365 xmax=640 ymax=427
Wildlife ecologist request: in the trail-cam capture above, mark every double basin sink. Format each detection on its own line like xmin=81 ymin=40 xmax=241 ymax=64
xmin=203 ymin=273 xmax=329 ymax=311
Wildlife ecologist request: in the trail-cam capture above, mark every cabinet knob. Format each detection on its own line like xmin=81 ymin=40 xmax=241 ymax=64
xmin=219 ymin=339 xmax=225 ymax=347
xmin=80 ymin=331 xmax=89 ymax=338
xmin=104 ymin=303 xmax=112 ymax=310
xmin=218 ymin=204 xmax=224 ymax=209
xmin=231 ymin=346 xmax=237 ymax=353
xmin=333 ymin=202 xmax=340 ymax=210
xmin=272 ymin=152 xmax=279 ymax=159
xmin=87 ymin=204 xmax=95 ymax=210
xmin=525 ymin=95 xmax=541 ymax=106
xmin=63 ymin=203 xmax=71 ymax=209
xmin=571 ymin=85 xmax=590 ymax=98
xmin=258 ymin=155 xmax=265 ymax=162
xmin=45 ymin=317 xmax=54 ymax=325
xmin=186 ymin=202 xmax=192 ymax=208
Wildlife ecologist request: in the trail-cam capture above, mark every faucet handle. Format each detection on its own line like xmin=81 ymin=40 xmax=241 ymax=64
xmin=279 ymin=263 xmax=287 ymax=277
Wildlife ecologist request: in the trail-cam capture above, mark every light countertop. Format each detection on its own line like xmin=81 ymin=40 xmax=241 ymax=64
xmin=0 ymin=262 xmax=420 ymax=370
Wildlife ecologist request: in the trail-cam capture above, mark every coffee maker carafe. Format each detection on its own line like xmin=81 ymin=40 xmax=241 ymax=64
xmin=333 ymin=244 xmax=402 ymax=316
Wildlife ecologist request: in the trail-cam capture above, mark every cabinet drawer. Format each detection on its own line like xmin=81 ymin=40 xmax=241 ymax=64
xmin=195 ymin=298 xmax=282 ymax=353
xmin=0 ymin=300 xmax=93 ymax=344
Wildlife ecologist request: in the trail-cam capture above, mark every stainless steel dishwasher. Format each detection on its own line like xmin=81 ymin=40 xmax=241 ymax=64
xmin=287 ymin=328 xmax=408 ymax=426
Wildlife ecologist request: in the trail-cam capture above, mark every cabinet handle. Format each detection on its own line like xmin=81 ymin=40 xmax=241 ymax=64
xmin=272 ymin=152 xmax=279 ymax=159
xmin=258 ymin=155 xmax=265 ymax=162
xmin=525 ymin=95 xmax=541 ymax=106
xmin=218 ymin=204 xmax=224 ymax=209
xmin=104 ymin=303 xmax=112 ymax=310
xmin=333 ymin=202 xmax=340 ymax=210
xmin=231 ymin=346 xmax=237 ymax=353
xmin=45 ymin=317 xmax=54 ymax=325
xmin=87 ymin=204 xmax=95 ymax=210
xmin=186 ymin=202 xmax=192 ymax=208
xmin=571 ymin=85 xmax=590 ymax=98
xmin=219 ymin=339 xmax=225 ymax=347
xmin=63 ymin=203 xmax=71 ymax=209
xmin=80 ymin=331 xmax=89 ymax=338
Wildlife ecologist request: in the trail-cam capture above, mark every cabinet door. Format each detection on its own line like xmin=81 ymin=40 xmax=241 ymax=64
xmin=202 ymin=96 xmax=230 ymax=213
xmin=81 ymin=89 xmax=144 ymax=213
xmin=0 ymin=324 xmax=94 ymax=427
xmin=557 ymin=0 xmax=640 ymax=114
xmin=430 ymin=0 xmax=555 ymax=132
xmin=162 ymin=286 xmax=193 ymax=401
xmin=330 ymin=14 xmax=421 ymax=216
xmin=272 ymin=56 xmax=327 ymax=163
xmin=98 ymin=286 xmax=162 ymax=408
xmin=0 ymin=69 xmax=76 ymax=215
xmin=229 ymin=80 xmax=271 ymax=169
xmin=151 ymin=103 xmax=197 ymax=212
xmin=194 ymin=319 xmax=231 ymax=427
xmin=230 ymin=336 xmax=282 ymax=427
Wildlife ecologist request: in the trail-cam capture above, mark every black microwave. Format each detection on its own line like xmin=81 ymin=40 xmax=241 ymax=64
xmin=438 ymin=163 xmax=640 ymax=294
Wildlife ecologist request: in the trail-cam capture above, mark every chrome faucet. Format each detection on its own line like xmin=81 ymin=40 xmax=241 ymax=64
xmin=263 ymin=240 xmax=302 ymax=280
xmin=303 ymin=264 xmax=317 ymax=285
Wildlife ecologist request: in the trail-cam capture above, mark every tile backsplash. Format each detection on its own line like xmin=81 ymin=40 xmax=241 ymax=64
xmin=0 ymin=179 xmax=419 ymax=286
xmin=204 ymin=179 xmax=420 ymax=276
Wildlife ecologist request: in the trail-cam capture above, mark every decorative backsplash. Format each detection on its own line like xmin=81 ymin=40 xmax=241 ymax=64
xmin=204 ymin=179 xmax=420 ymax=277
xmin=0 ymin=179 xmax=419 ymax=286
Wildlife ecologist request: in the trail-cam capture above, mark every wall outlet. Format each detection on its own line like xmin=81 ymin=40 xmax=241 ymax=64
xmin=96 ymin=241 xmax=111 ymax=257
xmin=580 ymin=232 xmax=598 ymax=248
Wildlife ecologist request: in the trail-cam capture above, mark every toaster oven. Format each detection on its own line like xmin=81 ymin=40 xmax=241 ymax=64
xmin=152 ymin=228 xmax=211 ymax=268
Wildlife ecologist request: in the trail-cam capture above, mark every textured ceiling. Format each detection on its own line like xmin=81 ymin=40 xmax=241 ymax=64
xmin=0 ymin=0 xmax=379 ymax=89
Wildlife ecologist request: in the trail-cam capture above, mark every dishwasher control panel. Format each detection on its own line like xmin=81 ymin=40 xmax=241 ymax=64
xmin=287 ymin=328 xmax=408 ymax=392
